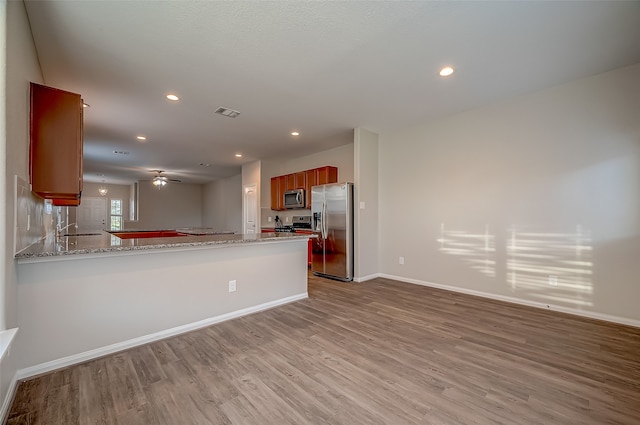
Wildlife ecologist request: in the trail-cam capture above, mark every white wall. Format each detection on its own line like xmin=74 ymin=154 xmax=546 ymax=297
xmin=4 ymin=0 xmax=43 ymax=328
xmin=379 ymin=63 xmax=640 ymax=323
xmin=136 ymin=180 xmax=202 ymax=229
xmin=202 ymin=174 xmax=242 ymax=232
xmin=0 ymin=0 xmax=6 ymax=330
xmin=354 ymin=129 xmax=379 ymax=281
xmin=3 ymin=0 xmax=45 ymax=417
xmin=16 ymin=240 xmax=308 ymax=374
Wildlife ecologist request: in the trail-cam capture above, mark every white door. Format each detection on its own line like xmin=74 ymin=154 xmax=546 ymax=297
xmin=243 ymin=184 xmax=258 ymax=234
xmin=77 ymin=197 xmax=107 ymax=231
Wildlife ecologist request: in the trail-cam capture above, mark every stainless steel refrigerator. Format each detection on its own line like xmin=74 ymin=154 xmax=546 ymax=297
xmin=311 ymin=182 xmax=354 ymax=281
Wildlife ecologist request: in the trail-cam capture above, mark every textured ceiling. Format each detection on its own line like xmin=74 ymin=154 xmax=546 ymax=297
xmin=24 ymin=1 xmax=640 ymax=184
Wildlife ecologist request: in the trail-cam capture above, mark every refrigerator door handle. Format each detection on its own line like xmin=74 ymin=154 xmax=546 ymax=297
xmin=322 ymin=200 xmax=328 ymax=239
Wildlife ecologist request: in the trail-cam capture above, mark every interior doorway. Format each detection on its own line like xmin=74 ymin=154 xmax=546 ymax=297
xmin=77 ymin=197 xmax=107 ymax=232
xmin=243 ymin=184 xmax=258 ymax=234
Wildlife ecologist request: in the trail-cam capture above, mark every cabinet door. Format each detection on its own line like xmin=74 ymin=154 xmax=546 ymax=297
xmin=294 ymin=171 xmax=306 ymax=189
xmin=285 ymin=174 xmax=296 ymax=191
xmin=316 ymin=166 xmax=338 ymax=185
xmin=304 ymin=169 xmax=318 ymax=208
xmin=270 ymin=176 xmax=286 ymax=210
xmin=30 ymin=83 xmax=83 ymax=201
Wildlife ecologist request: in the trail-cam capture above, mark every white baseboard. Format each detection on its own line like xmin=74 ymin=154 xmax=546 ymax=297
xmin=17 ymin=292 xmax=308 ymax=380
xmin=379 ymin=274 xmax=640 ymax=329
xmin=0 ymin=371 xmax=18 ymax=424
xmin=354 ymin=273 xmax=381 ymax=283
xmin=0 ymin=328 xmax=19 ymax=424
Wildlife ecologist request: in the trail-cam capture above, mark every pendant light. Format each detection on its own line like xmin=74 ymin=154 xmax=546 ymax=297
xmin=98 ymin=181 xmax=108 ymax=196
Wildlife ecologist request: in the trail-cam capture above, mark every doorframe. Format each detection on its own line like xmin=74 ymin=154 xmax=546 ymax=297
xmin=242 ymin=183 xmax=259 ymax=234
xmin=77 ymin=196 xmax=108 ymax=231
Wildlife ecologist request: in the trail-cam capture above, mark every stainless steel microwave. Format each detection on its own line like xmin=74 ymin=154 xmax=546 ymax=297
xmin=283 ymin=188 xmax=305 ymax=209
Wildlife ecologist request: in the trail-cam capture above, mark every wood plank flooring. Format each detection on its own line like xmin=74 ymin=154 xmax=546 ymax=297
xmin=6 ymin=274 xmax=640 ymax=424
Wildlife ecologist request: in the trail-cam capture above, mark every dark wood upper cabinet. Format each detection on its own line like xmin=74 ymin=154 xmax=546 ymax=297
xmin=284 ymin=174 xmax=295 ymax=191
xmin=294 ymin=171 xmax=306 ymax=189
xmin=30 ymin=82 xmax=83 ymax=203
xmin=270 ymin=175 xmax=286 ymax=211
xmin=270 ymin=166 xmax=338 ymax=210
xmin=316 ymin=166 xmax=338 ymax=185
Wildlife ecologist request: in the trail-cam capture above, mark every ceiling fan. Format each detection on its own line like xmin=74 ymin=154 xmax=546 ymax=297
xmin=151 ymin=170 xmax=181 ymax=187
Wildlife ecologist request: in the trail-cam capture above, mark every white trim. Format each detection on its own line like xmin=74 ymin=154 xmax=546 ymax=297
xmin=353 ymin=273 xmax=381 ymax=282
xmin=0 ymin=371 xmax=18 ymax=425
xmin=0 ymin=328 xmax=17 ymax=362
xmin=17 ymin=292 xmax=307 ymax=380
xmin=379 ymin=274 xmax=640 ymax=329
xmin=0 ymin=329 xmax=19 ymax=424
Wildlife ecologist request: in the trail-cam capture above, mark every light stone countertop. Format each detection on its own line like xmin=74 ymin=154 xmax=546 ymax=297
xmin=15 ymin=230 xmax=314 ymax=261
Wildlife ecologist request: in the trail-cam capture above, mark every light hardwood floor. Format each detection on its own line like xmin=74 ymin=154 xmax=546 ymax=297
xmin=6 ymin=274 xmax=640 ymax=424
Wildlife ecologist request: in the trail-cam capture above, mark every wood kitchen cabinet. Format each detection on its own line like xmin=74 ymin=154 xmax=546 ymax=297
xmin=294 ymin=171 xmax=306 ymax=189
xmin=270 ymin=175 xmax=286 ymax=210
xmin=285 ymin=174 xmax=295 ymax=191
xmin=30 ymin=82 xmax=83 ymax=204
xmin=283 ymin=172 xmax=306 ymax=191
xmin=270 ymin=166 xmax=338 ymax=210
xmin=304 ymin=169 xmax=317 ymax=208
xmin=316 ymin=166 xmax=338 ymax=185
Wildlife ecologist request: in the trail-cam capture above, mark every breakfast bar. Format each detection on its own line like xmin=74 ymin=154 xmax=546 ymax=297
xmin=14 ymin=231 xmax=313 ymax=376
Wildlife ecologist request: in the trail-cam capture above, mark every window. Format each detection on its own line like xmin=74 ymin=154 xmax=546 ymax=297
xmin=110 ymin=199 xmax=123 ymax=230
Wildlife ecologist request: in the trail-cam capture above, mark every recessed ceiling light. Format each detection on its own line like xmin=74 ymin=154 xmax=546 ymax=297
xmin=166 ymin=94 xmax=179 ymax=101
xmin=235 ymin=154 xmax=243 ymax=158
xmin=291 ymin=131 xmax=300 ymax=136
xmin=439 ymin=66 xmax=455 ymax=77
xmin=136 ymin=135 xmax=147 ymax=141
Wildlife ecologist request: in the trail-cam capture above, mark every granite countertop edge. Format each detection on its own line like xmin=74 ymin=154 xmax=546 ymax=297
xmin=15 ymin=232 xmax=315 ymax=260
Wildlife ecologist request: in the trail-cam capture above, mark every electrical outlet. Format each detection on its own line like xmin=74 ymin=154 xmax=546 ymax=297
xmin=229 ymin=280 xmax=237 ymax=292
xmin=548 ymin=275 xmax=558 ymax=286
xmin=286 ymin=216 xmax=290 ymax=222
xmin=268 ymin=216 xmax=272 ymax=222
xmin=360 ymin=201 xmax=366 ymax=209
xmin=399 ymin=256 xmax=405 ymax=265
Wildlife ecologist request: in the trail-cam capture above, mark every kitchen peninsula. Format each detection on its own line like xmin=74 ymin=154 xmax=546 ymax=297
xmin=14 ymin=231 xmax=313 ymax=377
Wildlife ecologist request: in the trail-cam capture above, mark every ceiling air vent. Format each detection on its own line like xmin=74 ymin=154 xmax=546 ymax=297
xmin=215 ymin=107 xmax=240 ymax=118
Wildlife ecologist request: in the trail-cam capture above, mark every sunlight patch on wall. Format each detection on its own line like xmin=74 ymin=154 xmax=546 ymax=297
xmin=438 ymin=224 xmax=496 ymax=277
xmin=436 ymin=223 xmax=594 ymax=309
xmin=507 ymin=225 xmax=593 ymax=307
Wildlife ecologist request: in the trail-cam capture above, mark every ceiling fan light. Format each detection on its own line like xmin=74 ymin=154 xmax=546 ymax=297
xmin=153 ymin=176 xmax=168 ymax=187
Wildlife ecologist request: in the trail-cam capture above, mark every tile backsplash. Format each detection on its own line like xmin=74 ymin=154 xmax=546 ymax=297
xmin=14 ymin=175 xmax=51 ymax=254
xmin=260 ymin=207 xmax=311 ymax=228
